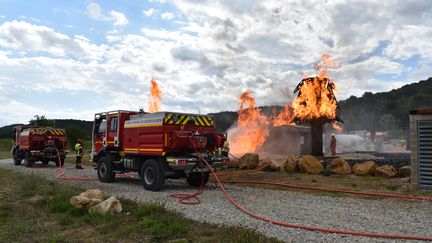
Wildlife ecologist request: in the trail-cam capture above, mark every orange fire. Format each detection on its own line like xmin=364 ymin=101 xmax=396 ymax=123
xmin=292 ymin=54 xmax=338 ymax=121
xmin=228 ymin=91 xmax=270 ymax=154
xmin=272 ymin=104 xmax=295 ymax=127
xmin=228 ymin=55 xmax=340 ymax=155
xmin=332 ymin=122 xmax=343 ymax=131
xmin=149 ymin=79 xmax=162 ymax=112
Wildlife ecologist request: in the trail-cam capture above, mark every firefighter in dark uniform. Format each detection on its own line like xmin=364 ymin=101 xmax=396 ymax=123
xmin=330 ymin=134 xmax=337 ymax=156
xmin=74 ymin=139 xmax=84 ymax=169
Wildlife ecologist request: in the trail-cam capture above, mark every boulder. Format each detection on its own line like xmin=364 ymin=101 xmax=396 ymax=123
xmin=374 ymin=165 xmax=397 ymax=178
xmin=353 ymin=161 xmax=377 ymax=176
xmin=325 ymin=157 xmax=352 ymax=175
xmin=298 ymin=155 xmax=323 ymax=174
xmin=269 ymin=158 xmax=282 ymax=171
xmin=238 ymin=153 xmax=259 ymax=169
xmin=89 ymin=196 xmax=122 ymax=214
xmin=281 ymin=155 xmax=299 ymax=173
xmin=70 ymin=189 xmax=104 ymax=209
xmin=256 ymin=158 xmax=279 ymax=171
xmin=399 ymin=166 xmax=411 ymax=177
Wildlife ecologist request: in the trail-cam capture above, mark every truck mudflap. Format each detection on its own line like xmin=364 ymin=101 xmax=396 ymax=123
xmin=166 ymin=155 xmax=230 ymax=172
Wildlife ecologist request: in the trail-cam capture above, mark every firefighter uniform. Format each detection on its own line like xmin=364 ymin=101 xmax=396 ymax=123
xmin=74 ymin=139 xmax=84 ymax=169
xmin=330 ymin=134 xmax=337 ymax=156
xmin=221 ymin=140 xmax=230 ymax=157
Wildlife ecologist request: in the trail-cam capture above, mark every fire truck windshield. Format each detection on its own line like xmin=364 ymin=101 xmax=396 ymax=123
xmin=98 ymin=119 xmax=106 ymax=134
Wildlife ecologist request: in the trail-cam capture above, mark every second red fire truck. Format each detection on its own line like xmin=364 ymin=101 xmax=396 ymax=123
xmin=12 ymin=125 xmax=68 ymax=167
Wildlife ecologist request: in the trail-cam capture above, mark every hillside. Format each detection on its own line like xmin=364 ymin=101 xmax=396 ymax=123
xmin=339 ymin=77 xmax=432 ymax=139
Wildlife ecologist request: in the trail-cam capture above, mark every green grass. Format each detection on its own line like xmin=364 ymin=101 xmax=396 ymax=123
xmin=0 ymin=138 xmax=11 ymax=159
xmin=0 ymin=168 xmax=281 ymax=243
xmin=385 ymin=184 xmax=401 ymax=191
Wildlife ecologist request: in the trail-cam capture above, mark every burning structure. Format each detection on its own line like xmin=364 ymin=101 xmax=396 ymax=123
xmin=229 ymin=54 xmax=342 ymax=157
xmin=290 ymin=54 xmax=342 ymax=156
xmin=292 ymin=76 xmax=342 ymax=156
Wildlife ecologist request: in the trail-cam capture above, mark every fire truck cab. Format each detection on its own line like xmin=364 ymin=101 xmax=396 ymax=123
xmin=91 ymin=110 xmax=229 ymax=191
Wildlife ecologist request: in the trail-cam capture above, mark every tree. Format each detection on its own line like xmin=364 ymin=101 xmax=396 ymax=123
xmin=66 ymin=125 xmax=88 ymax=149
xmin=29 ymin=115 xmax=55 ymax=126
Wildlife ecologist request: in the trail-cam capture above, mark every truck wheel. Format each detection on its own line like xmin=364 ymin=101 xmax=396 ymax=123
xmin=98 ymin=156 xmax=115 ymax=183
xmin=141 ymin=159 xmax=165 ymax=191
xmin=55 ymin=157 xmax=65 ymax=167
xmin=24 ymin=152 xmax=34 ymax=168
xmin=186 ymin=172 xmax=209 ymax=187
xmin=13 ymin=149 xmax=22 ymax=165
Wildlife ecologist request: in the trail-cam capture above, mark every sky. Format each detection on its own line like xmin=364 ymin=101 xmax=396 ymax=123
xmin=0 ymin=0 xmax=431 ymax=126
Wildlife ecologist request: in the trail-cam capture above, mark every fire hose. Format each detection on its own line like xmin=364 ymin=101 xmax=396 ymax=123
xmin=196 ymin=154 xmax=432 ymax=241
xmin=52 ymin=148 xmax=432 ymax=240
xmin=213 ymin=162 xmax=432 ymax=201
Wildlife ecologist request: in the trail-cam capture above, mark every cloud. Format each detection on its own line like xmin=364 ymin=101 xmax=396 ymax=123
xmin=0 ymin=21 xmax=91 ymax=58
xmin=161 ymin=12 xmax=174 ymax=20
xmin=2 ymin=0 xmax=432 ymax=125
xmin=86 ymin=3 xmax=129 ymax=26
xmin=86 ymin=3 xmax=104 ymax=20
xmin=109 ymin=11 xmax=129 ymax=26
xmin=143 ymin=8 xmax=157 ymax=17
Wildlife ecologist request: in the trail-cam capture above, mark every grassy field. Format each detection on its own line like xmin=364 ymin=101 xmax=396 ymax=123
xmin=0 ymin=139 xmax=11 ymax=159
xmin=0 ymin=168 xmax=280 ymax=243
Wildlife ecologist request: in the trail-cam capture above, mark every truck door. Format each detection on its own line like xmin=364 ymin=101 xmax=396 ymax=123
xmin=93 ymin=116 xmax=107 ymax=153
xmin=107 ymin=115 xmax=119 ymax=147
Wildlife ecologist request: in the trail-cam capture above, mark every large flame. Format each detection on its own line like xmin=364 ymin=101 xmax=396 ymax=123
xmin=149 ymin=79 xmax=162 ymax=112
xmin=292 ymin=54 xmax=338 ymax=121
xmin=228 ymin=91 xmax=270 ymax=154
xmin=272 ymin=104 xmax=295 ymax=127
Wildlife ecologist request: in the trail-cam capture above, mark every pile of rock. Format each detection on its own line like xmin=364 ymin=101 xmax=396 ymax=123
xmin=70 ymin=189 xmax=122 ymax=214
xmin=233 ymin=153 xmax=412 ymax=178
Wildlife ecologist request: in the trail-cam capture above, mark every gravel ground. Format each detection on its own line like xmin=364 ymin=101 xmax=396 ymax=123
xmin=1 ymin=159 xmax=431 ymax=242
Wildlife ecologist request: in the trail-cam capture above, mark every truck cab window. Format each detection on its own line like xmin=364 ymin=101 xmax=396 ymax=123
xmin=98 ymin=119 xmax=107 ymax=134
xmin=110 ymin=117 xmax=118 ymax=132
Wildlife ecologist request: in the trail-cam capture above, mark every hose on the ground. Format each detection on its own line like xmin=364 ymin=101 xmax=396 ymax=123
xmin=169 ymin=173 xmax=206 ymax=205
xmin=212 ymin=160 xmax=432 ymax=201
xmin=50 ymin=148 xmax=432 ymax=240
xmin=214 ymin=179 xmax=432 ymax=201
xmin=195 ymin=154 xmax=432 ymax=241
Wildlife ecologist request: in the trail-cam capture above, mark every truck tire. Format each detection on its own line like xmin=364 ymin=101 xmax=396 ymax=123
xmin=97 ymin=156 xmax=115 ymax=182
xmin=186 ymin=172 xmax=209 ymax=187
xmin=13 ymin=149 xmax=22 ymax=165
xmin=24 ymin=152 xmax=34 ymax=168
xmin=141 ymin=159 xmax=165 ymax=191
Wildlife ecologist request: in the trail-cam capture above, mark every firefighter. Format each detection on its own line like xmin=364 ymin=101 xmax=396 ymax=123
xmin=74 ymin=139 xmax=84 ymax=169
xmin=221 ymin=139 xmax=230 ymax=157
xmin=330 ymin=134 xmax=337 ymax=156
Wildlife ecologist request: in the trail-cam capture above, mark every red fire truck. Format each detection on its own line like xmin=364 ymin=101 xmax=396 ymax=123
xmin=91 ymin=110 xmax=229 ymax=191
xmin=12 ymin=125 xmax=68 ymax=167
